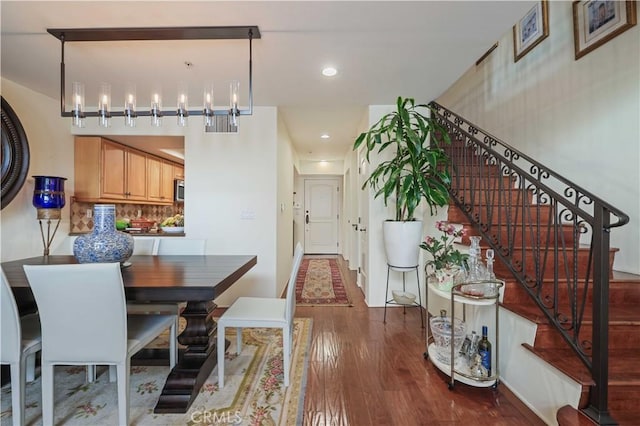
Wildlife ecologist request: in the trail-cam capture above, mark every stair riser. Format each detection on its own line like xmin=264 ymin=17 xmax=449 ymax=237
xmin=534 ymin=324 xmax=640 ymax=350
xmin=461 ymin=224 xmax=577 ymax=246
xmin=493 ymin=250 xmax=616 ymax=280
xmin=608 ymin=386 xmax=640 ymax=411
xmin=451 ymin=176 xmax=517 ymax=189
xmin=448 ymin=204 xmax=554 ymax=224
xmin=501 ymin=280 xmax=640 ymax=306
xmin=453 ymin=188 xmax=533 ymax=205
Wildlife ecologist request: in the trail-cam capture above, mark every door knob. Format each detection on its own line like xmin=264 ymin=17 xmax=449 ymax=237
xmin=305 ymin=214 xmax=309 ymax=224
xmin=360 ymin=227 xmax=367 ymax=232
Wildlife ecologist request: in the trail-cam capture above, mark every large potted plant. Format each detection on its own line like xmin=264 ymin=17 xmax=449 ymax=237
xmin=354 ymin=96 xmax=451 ymax=268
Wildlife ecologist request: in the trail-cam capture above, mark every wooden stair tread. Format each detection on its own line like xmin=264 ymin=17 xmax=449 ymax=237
xmin=555 ymin=405 xmax=639 ymax=426
xmin=556 ymin=405 xmax=597 ymax=426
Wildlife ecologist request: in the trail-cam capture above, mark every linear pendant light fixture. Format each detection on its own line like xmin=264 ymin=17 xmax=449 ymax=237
xmin=47 ymin=26 xmax=260 ymax=132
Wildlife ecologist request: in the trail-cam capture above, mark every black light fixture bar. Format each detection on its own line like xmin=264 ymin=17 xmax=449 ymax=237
xmin=48 ymin=26 xmax=260 ymax=122
xmin=47 ymin=26 xmax=260 ymax=42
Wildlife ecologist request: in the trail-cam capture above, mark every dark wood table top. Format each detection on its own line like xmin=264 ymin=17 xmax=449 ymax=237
xmin=2 ymin=254 xmax=257 ymax=302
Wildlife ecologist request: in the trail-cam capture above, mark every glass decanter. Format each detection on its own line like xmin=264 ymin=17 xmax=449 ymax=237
xmin=467 ymin=236 xmax=489 ymax=281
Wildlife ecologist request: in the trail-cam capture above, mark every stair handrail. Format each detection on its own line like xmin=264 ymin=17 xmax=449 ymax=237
xmin=430 ymin=101 xmax=629 ymax=425
xmin=430 ymin=102 xmax=629 ymax=230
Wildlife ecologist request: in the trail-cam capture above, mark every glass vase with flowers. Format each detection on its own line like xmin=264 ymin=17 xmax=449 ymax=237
xmin=420 ymin=221 xmax=469 ymax=290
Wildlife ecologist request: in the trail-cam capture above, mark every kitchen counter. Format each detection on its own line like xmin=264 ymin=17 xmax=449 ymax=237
xmin=69 ymin=231 xmax=186 ymax=237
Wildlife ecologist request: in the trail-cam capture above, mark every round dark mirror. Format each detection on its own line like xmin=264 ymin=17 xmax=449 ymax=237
xmin=1 ymin=97 xmax=30 ymax=209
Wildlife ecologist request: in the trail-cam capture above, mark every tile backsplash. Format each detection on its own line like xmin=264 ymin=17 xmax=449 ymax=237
xmin=70 ymin=198 xmax=182 ymax=233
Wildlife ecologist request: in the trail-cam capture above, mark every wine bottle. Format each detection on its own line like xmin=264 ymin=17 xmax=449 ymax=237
xmin=477 ymin=325 xmax=492 ymax=376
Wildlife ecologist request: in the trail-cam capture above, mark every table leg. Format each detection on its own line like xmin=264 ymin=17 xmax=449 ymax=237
xmin=154 ymin=299 xmax=220 ymax=413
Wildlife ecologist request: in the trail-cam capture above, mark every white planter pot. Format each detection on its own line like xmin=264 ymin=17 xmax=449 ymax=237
xmin=383 ymin=220 xmax=423 ymax=269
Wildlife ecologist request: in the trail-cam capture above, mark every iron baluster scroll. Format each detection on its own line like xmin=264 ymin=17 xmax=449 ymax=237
xmin=429 ymin=101 xmax=629 ymax=425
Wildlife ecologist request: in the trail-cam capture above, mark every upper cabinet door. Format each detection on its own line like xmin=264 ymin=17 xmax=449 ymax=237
xmin=101 ymin=141 xmax=127 ymax=199
xmin=147 ymin=156 xmax=163 ymax=202
xmin=161 ymin=160 xmax=175 ymax=202
xmin=174 ymin=164 xmax=184 ymax=180
xmin=126 ymin=149 xmax=147 ymax=201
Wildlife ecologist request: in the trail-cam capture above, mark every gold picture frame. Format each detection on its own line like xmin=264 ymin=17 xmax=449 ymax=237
xmin=513 ymin=0 xmax=549 ymax=62
xmin=573 ymin=0 xmax=637 ymax=60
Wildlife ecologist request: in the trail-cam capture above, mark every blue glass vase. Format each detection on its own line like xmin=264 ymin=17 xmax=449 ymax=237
xmin=32 ymin=175 xmax=66 ymax=209
xmin=73 ymin=204 xmax=134 ymax=265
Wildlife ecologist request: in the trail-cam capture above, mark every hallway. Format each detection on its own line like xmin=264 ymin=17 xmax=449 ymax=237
xmin=297 ymin=256 xmax=545 ymax=425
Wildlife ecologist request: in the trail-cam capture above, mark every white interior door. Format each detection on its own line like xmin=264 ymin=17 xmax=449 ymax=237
xmin=304 ymin=178 xmax=340 ymax=254
xmin=357 ymin=154 xmax=369 ymax=296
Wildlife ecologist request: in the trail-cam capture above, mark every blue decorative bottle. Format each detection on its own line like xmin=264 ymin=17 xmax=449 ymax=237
xmin=32 ymin=175 xmax=66 ymax=214
xmin=73 ymin=204 xmax=134 ymax=265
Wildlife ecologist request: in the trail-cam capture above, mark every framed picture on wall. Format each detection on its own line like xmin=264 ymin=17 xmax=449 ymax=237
xmin=513 ymin=0 xmax=549 ymax=62
xmin=573 ymin=0 xmax=637 ymax=60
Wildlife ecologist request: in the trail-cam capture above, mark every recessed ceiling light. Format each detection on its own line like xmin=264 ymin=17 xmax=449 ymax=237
xmin=320 ymin=134 xmax=330 ymax=139
xmin=322 ymin=67 xmax=337 ymax=77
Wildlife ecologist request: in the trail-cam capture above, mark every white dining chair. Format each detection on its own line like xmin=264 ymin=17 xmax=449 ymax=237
xmin=1 ymin=270 xmax=42 ymax=426
xmin=132 ymin=237 xmax=157 ymax=255
xmin=23 ymin=262 xmax=177 ymax=426
xmin=217 ymin=242 xmax=304 ymax=388
xmin=154 ymin=238 xmax=206 ymax=255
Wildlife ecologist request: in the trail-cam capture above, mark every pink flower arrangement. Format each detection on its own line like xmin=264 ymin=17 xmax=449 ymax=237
xmin=420 ymin=221 xmax=468 ymax=271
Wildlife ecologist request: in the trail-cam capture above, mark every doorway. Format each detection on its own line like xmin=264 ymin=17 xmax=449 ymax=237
xmin=304 ymin=178 xmax=340 ymax=254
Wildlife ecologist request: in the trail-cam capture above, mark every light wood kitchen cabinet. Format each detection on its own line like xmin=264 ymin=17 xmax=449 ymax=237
xmin=75 ymin=136 xmax=181 ymax=205
xmin=99 ymin=140 xmax=147 ymax=201
xmin=174 ymin=164 xmax=185 ymax=180
xmin=147 ymin=157 xmax=175 ymax=203
xmin=161 ymin=161 xmax=175 ymax=201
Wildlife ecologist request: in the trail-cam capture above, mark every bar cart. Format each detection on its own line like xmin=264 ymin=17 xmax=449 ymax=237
xmin=424 ymin=278 xmax=504 ymax=390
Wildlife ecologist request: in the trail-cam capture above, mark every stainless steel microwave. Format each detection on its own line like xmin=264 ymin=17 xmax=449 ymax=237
xmin=174 ymin=179 xmax=185 ymax=203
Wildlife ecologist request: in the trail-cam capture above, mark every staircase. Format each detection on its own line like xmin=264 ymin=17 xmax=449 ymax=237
xmin=430 ymin=102 xmax=639 ymax=425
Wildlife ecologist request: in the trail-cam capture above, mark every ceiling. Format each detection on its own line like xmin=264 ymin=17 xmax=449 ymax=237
xmin=1 ymin=1 xmax=535 ymax=163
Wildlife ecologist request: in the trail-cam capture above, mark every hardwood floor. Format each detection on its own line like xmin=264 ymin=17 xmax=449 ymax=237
xmin=296 ymin=256 xmax=546 ymax=426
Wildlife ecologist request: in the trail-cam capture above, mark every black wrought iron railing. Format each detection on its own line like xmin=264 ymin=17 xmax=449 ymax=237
xmin=430 ymin=101 xmax=629 ymax=424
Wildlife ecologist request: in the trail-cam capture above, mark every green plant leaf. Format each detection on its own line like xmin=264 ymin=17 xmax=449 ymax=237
xmin=353 ymin=96 xmax=452 ymax=221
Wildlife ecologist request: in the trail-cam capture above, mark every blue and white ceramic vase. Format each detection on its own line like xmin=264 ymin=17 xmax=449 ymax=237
xmin=73 ymin=204 xmax=134 ymax=264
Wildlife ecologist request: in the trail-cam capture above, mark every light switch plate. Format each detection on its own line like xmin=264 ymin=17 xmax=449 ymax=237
xmin=240 ymin=209 xmax=256 ymax=220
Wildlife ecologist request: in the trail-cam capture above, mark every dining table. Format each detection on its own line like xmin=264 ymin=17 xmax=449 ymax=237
xmin=1 ymin=253 xmax=257 ymax=414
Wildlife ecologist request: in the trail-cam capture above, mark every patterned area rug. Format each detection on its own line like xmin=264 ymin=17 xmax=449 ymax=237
xmin=295 ymin=258 xmax=352 ymax=306
xmin=0 ymin=318 xmax=312 ymax=426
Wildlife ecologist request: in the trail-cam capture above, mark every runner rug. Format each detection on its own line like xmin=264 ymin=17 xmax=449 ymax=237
xmin=295 ymin=258 xmax=352 ymax=306
xmin=0 ymin=318 xmax=312 ymax=426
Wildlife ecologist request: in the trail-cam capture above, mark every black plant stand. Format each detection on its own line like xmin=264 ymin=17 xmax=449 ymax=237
xmin=383 ymin=264 xmax=424 ymax=328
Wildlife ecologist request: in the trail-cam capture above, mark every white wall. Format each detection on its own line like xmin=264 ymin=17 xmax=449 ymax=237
xmin=276 ymin=113 xmax=296 ymax=297
xmin=0 ymin=78 xmax=74 ymax=261
xmin=298 ymin=159 xmax=344 ymax=175
xmin=438 ymin=2 xmax=640 ymax=274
